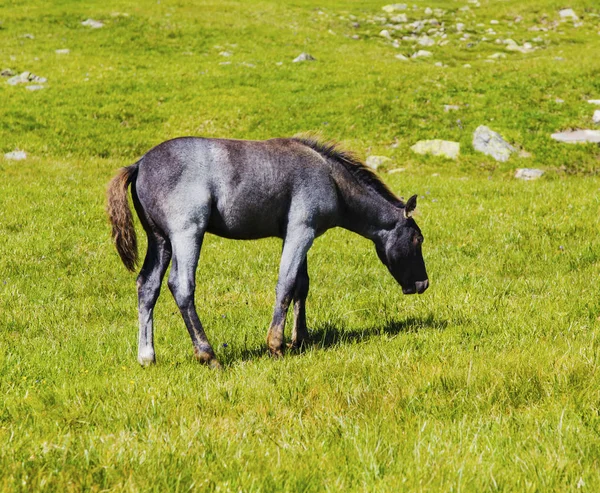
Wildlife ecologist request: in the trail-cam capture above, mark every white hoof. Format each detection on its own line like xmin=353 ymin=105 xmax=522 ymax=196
xmin=138 ymin=348 xmax=156 ymax=366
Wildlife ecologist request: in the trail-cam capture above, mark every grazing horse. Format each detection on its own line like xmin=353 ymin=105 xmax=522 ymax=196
xmin=107 ymin=136 xmax=428 ymax=368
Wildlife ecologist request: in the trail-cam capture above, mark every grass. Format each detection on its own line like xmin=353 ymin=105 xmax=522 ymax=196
xmin=1 ymin=0 xmax=600 ymax=491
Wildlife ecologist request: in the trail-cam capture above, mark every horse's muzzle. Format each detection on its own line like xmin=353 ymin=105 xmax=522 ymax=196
xmin=402 ymin=279 xmax=429 ymax=295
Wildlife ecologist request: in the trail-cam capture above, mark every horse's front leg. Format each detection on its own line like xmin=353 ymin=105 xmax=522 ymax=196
xmin=267 ymin=230 xmax=314 ymax=357
xmin=290 ymin=256 xmax=310 ymax=349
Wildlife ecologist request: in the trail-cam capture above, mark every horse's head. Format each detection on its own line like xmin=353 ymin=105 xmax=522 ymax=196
xmin=376 ymin=195 xmax=429 ymax=295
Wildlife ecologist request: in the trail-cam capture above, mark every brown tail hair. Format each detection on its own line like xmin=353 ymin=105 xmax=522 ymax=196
xmin=106 ymin=164 xmax=139 ymax=272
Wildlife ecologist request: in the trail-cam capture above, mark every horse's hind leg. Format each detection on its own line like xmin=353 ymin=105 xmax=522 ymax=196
xmin=167 ymin=228 xmax=220 ymax=369
xmin=137 ymin=233 xmax=171 ymax=366
xmin=290 ymin=256 xmax=310 ymax=349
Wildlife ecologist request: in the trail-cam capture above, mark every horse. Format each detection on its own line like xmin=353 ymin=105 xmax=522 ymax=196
xmin=106 ymin=136 xmax=429 ymax=368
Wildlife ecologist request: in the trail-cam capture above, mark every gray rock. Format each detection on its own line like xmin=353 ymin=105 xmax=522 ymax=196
xmin=395 ymin=54 xmax=409 ymax=61
xmin=379 ymin=29 xmax=393 ymax=39
xmin=390 ymin=14 xmax=407 ymax=23
xmin=382 ymin=4 xmax=407 ymax=13
xmin=411 ymin=50 xmax=432 ymax=58
xmin=410 ymin=140 xmax=460 ymax=159
xmin=559 ymin=9 xmax=578 ymax=21
xmin=587 ymin=99 xmax=600 ymax=105
xmin=293 ymin=52 xmax=316 ymax=62
xmin=418 ymin=35 xmax=435 ymax=46
xmin=515 ymin=168 xmax=544 ymax=180
xmin=25 ymin=85 xmax=45 ymax=91
xmin=365 ymin=155 xmax=392 ymax=169
xmin=594 ymin=110 xmax=600 ymax=124
xmin=55 ymin=49 xmax=70 ymax=55
xmin=551 ymin=130 xmax=600 ymax=143
xmin=22 ymin=33 xmax=35 ymax=39
xmin=473 ymin=126 xmax=516 ymax=162
xmin=4 ymin=150 xmax=27 ymax=161
xmin=444 ymin=105 xmax=460 ymax=112
xmin=82 ymin=19 xmax=104 ymax=28
xmin=6 ymin=71 xmax=47 ymax=86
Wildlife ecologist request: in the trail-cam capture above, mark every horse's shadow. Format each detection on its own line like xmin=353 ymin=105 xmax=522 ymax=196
xmin=229 ymin=314 xmax=447 ymax=364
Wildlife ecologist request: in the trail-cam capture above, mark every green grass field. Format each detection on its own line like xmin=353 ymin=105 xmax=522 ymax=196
xmin=2 ymin=0 xmax=600 ymax=490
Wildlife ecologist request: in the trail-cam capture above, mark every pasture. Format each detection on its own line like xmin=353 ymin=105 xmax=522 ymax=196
xmin=1 ymin=0 xmax=600 ymax=490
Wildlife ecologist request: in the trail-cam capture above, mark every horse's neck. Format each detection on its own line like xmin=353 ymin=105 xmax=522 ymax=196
xmin=336 ymin=179 xmax=398 ymax=243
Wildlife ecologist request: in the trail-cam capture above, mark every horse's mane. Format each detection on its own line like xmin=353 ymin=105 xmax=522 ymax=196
xmin=292 ymin=135 xmax=404 ymax=207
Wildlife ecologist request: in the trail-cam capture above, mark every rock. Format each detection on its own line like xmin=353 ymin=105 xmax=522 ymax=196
xmin=395 ymin=54 xmax=409 ymax=61
xmin=488 ymin=53 xmax=506 ymax=59
xmin=555 ymin=98 xmax=564 ymax=103
xmin=365 ymin=155 xmax=392 ymax=169
xmin=390 ymin=14 xmax=407 ymax=23
xmin=418 ymin=35 xmax=435 ymax=46
xmin=410 ymin=140 xmax=460 ymax=159
xmin=559 ymin=9 xmax=578 ymax=21
xmin=388 ymin=168 xmax=406 ymax=174
xmin=551 ymin=130 xmax=600 ymax=143
xmin=1 ymin=68 xmax=15 ymax=77
xmin=22 ymin=33 xmax=35 ymax=39
xmin=473 ymin=126 xmax=516 ymax=162
xmin=411 ymin=50 xmax=432 ymax=58
xmin=219 ymin=51 xmax=232 ymax=57
xmin=293 ymin=52 xmax=316 ymax=62
xmin=593 ymin=111 xmax=600 ymax=124
xmin=6 ymin=71 xmax=47 ymax=86
xmin=382 ymin=4 xmax=407 ymax=13
xmin=424 ymin=7 xmax=433 ymax=16
xmin=25 ymin=85 xmax=44 ymax=91
xmin=456 ymin=23 xmax=465 ymax=32
xmin=379 ymin=29 xmax=393 ymax=39
xmin=4 ymin=150 xmax=27 ymax=161
xmin=490 ymin=19 xmax=499 ymax=25
xmin=515 ymin=168 xmax=544 ymax=180
xmin=55 ymin=49 xmax=70 ymax=54
xmin=444 ymin=105 xmax=460 ymax=112
xmin=587 ymin=100 xmax=600 ymax=105
xmin=82 ymin=19 xmax=104 ymax=28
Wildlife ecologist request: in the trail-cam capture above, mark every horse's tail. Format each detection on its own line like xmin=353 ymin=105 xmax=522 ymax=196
xmin=106 ymin=163 xmax=139 ymax=272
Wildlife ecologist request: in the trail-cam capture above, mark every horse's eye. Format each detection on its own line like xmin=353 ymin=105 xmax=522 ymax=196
xmin=414 ymin=235 xmax=423 ymax=246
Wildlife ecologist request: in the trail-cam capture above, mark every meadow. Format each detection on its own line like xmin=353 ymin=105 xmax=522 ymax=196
xmin=1 ymin=0 xmax=600 ymax=490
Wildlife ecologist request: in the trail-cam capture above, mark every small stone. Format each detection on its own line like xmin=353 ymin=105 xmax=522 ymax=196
xmin=365 ymin=155 xmax=392 ymax=169
xmin=555 ymin=98 xmax=564 ymax=103
xmin=22 ymin=33 xmax=35 ymax=39
xmin=395 ymin=54 xmax=409 ymax=61
xmin=418 ymin=35 xmax=435 ymax=46
xmin=488 ymin=53 xmax=506 ymax=59
xmin=473 ymin=126 xmax=516 ymax=162
xmin=390 ymin=14 xmax=407 ymax=23
xmin=382 ymin=4 xmax=407 ymax=13
xmin=490 ymin=20 xmax=499 ymax=25
xmin=463 ymin=63 xmax=472 ymax=68
xmin=410 ymin=140 xmax=460 ymax=159
xmin=424 ymin=7 xmax=433 ymax=15
xmin=1 ymin=68 xmax=15 ymax=77
xmin=293 ymin=52 xmax=316 ymax=62
xmin=456 ymin=23 xmax=465 ymax=32
xmin=4 ymin=150 xmax=27 ymax=161
xmin=434 ymin=62 xmax=446 ymax=67
xmin=444 ymin=105 xmax=460 ymax=112
xmin=559 ymin=9 xmax=578 ymax=21
xmin=587 ymin=100 xmax=600 ymax=105
xmin=380 ymin=29 xmax=393 ymax=40
xmin=219 ymin=51 xmax=232 ymax=57
xmin=25 ymin=85 xmax=44 ymax=91
xmin=55 ymin=49 xmax=70 ymax=54
xmin=515 ymin=168 xmax=544 ymax=180
xmin=411 ymin=50 xmax=432 ymax=58
xmin=81 ymin=19 xmax=104 ymax=28
xmin=593 ymin=110 xmax=600 ymax=124
xmin=551 ymin=130 xmax=600 ymax=144
xmin=388 ymin=167 xmax=406 ymax=174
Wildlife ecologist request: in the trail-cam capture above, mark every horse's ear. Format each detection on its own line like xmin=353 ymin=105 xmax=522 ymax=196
xmin=403 ymin=194 xmax=417 ymax=218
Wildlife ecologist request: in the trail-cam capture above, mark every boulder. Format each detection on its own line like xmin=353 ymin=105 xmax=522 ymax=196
xmin=410 ymin=140 xmax=460 ymax=159
xmin=473 ymin=126 xmax=515 ymax=162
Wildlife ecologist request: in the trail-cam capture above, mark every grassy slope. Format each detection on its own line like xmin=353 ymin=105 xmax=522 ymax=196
xmin=1 ymin=0 xmax=600 ymax=491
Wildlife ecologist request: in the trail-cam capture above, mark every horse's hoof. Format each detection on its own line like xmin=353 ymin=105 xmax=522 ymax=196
xmin=268 ymin=346 xmax=285 ymax=358
xmin=138 ymin=350 xmax=156 ymax=367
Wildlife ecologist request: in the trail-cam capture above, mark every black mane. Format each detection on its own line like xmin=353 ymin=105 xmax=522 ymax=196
xmin=292 ymin=136 xmax=404 ymax=208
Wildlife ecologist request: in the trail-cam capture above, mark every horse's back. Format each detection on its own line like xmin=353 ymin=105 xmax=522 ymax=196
xmin=134 ymin=137 xmax=338 ymax=239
